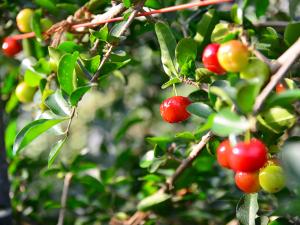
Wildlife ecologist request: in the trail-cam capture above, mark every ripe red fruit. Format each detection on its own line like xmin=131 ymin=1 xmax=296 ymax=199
xmin=160 ymin=96 xmax=191 ymax=123
xmin=229 ymin=138 xmax=268 ymax=172
xmin=202 ymin=43 xmax=226 ymax=75
xmin=235 ymin=171 xmax=260 ymax=193
xmin=276 ymin=83 xmax=286 ymax=93
xmin=2 ymin=37 xmax=22 ymax=57
xmin=216 ymin=140 xmax=231 ymax=169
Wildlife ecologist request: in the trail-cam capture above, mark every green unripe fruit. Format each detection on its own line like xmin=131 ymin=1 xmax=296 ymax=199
xmin=15 ymin=82 xmax=36 ymax=103
xmin=259 ymin=165 xmax=285 ymax=193
xmin=16 ymin=8 xmax=34 ymax=33
xmin=240 ymin=59 xmax=270 ymax=86
xmin=40 ymin=18 xmax=53 ymax=31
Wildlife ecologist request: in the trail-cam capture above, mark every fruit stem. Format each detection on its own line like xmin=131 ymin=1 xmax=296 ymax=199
xmin=244 ymin=130 xmax=251 ymax=143
xmin=173 ymin=84 xmax=178 ymax=96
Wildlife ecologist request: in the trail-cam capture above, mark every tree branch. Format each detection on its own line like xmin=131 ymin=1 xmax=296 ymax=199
xmin=253 ymin=38 xmax=300 ymax=114
xmin=57 ymin=172 xmax=73 ymax=225
xmin=90 ymin=0 xmax=147 ymax=83
xmin=165 ymin=131 xmax=213 ymax=190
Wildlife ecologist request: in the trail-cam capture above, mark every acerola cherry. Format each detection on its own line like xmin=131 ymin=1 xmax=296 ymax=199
xmin=240 ymin=59 xmax=270 ymax=85
xmin=16 ymin=8 xmax=34 ymax=33
xmin=276 ymin=83 xmax=286 ymax=93
xmin=229 ymin=138 xmax=268 ymax=172
xmin=2 ymin=37 xmax=22 ymax=57
xmin=202 ymin=43 xmax=226 ymax=75
xmin=15 ymin=82 xmax=36 ymax=103
xmin=235 ymin=171 xmax=260 ymax=193
xmin=259 ymin=165 xmax=285 ymax=193
xmin=160 ymin=96 xmax=191 ymax=123
xmin=216 ymin=139 xmax=231 ymax=169
xmin=217 ymin=40 xmax=249 ymax=72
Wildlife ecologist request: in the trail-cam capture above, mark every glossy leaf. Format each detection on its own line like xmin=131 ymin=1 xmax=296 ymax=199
xmin=155 ymin=22 xmax=178 ymax=76
xmin=45 ymin=90 xmax=72 ymax=117
xmin=13 ymin=118 xmax=67 ymax=155
xmin=187 ymin=103 xmax=214 ymax=119
xmin=212 ymin=108 xmax=250 ymax=137
xmin=137 ymin=192 xmax=171 ymax=211
xmin=161 ymin=77 xmax=181 ymax=89
xmin=175 ymin=38 xmax=197 ymax=69
xmin=70 ymin=85 xmax=92 ymax=106
xmin=284 ymin=22 xmax=300 ymax=46
xmin=58 ymin=52 xmax=79 ymax=95
xmin=48 ymin=137 xmax=67 ymax=167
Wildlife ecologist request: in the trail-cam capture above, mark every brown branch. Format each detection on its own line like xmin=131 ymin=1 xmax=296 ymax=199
xmin=165 ymin=131 xmax=213 ymax=190
xmin=90 ymin=0 xmax=147 ymax=83
xmin=253 ymin=38 xmax=300 ymax=114
xmin=57 ymin=172 xmax=73 ymax=225
xmin=180 ymin=78 xmax=209 ymax=92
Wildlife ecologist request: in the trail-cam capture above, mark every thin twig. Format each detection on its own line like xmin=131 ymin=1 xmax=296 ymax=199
xmin=57 ymin=172 xmax=73 ymax=225
xmin=165 ymin=131 xmax=213 ymax=190
xmin=90 ymin=0 xmax=147 ymax=82
xmin=65 ymin=107 xmax=76 ymax=136
xmin=180 ymin=77 xmax=209 ymax=92
xmin=253 ymin=38 xmax=300 ymax=114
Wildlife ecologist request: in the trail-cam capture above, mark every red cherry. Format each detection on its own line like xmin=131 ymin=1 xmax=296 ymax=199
xmin=235 ymin=171 xmax=260 ymax=193
xmin=216 ymin=140 xmax=231 ymax=169
xmin=229 ymin=138 xmax=268 ymax=172
xmin=2 ymin=37 xmax=22 ymax=57
xmin=276 ymin=83 xmax=286 ymax=93
xmin=160 ymin=96 xmax=191 ymax=123
xmin=202 ymin=43 xmax=226 ymax=75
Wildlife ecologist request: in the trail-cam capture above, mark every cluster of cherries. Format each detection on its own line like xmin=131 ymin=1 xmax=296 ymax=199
xmin=1 ymin=8 xmax=53 ymax=103
xmin=160 ymin=39 xmax=286 ymax=194
xmin=217 ymin=139 xmax=285 ymax=193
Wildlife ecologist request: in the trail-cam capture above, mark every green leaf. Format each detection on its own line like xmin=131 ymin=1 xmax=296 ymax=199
xmin=175 ymin=38 xmax=197 ymax=69
xmin=231 ymin=4 xmax=243 ymax=24
xmin=58 ymin=52 xmax=79 ymax=95
xmin=13 ymin=119 xmax=67 ymax=155
xmin=140 ymin=150 xmax=155 ymax=168
xmin=58 ymin=41 xmax=84 ymax=53
xmin=24 ymin=69 xmax=45 ymax=87
xmin=211 ymin=23 xmax=239 ymax=43
xmin=145 ymin=0 xmax=161 ymax=9
xmin=137 ymin=192 xmax=171 ymax=211
xmin=236 ymin=194 xmax=259 ymax=225
xmin=284 ymin=22 xmax=300 ymax=46
xmin=155 ymin=22 xmax=178 ymax=77
xmin=264 ymin=90 xmax=300 ymax=109
xmin=123 ymin=0 xmax=131 ymax=8
xmin=48 ymin=137 xmax=67 ymax=167
xmin=255 ymin=0 xmax=269 ymax=18
xmin=34 ymin=0 xmax=56 ymax=12
xmin=209 ymin=80 xmax=236 ymax=105
xmin=31 ymin=9 xmax=43 ymax=41
xmin=212 ymin=108 xmax=250 ymax=137
xmin=70 ymin=85 xmax=92 ymax=106
xmin=81 ymin=55 xmax=101 ymax=74
xmin=90 ymin=25 xmax=109 ymax=42
xmin=146 ymin=136 xmax=174 ymax=149
xmin=161 ymin=77 xmax=181 ymax=89
xmin=194 ymin=9 xmax=218 ymax=50
xmin=187 ymin=103 xmax=213 ymax=119
xmin=237 ymin=82 xmax=260 ymax=114
xmin=45 ymin=90 xmax=72 ymax=117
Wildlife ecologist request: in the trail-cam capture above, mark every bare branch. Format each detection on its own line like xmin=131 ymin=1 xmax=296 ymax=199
xmin=57 ymin=172 xmax=73 ymax=225
xmin=253 ymin=38 xmax=300 ymax=114
xmin=165 ymin=131 xmax=213 ymax=190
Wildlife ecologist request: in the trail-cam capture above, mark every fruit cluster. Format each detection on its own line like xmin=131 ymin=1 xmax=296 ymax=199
xmin=159 ymin=39 xmax=286 ymax=194
xmin=217 ymin=139 xmax=285 ymax=193
xmin=1 ymin=8 xmax=53 ymax=104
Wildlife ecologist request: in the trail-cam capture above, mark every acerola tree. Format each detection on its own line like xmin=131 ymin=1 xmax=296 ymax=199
xmin=0 ymin=0 xmax=300 ymax=225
